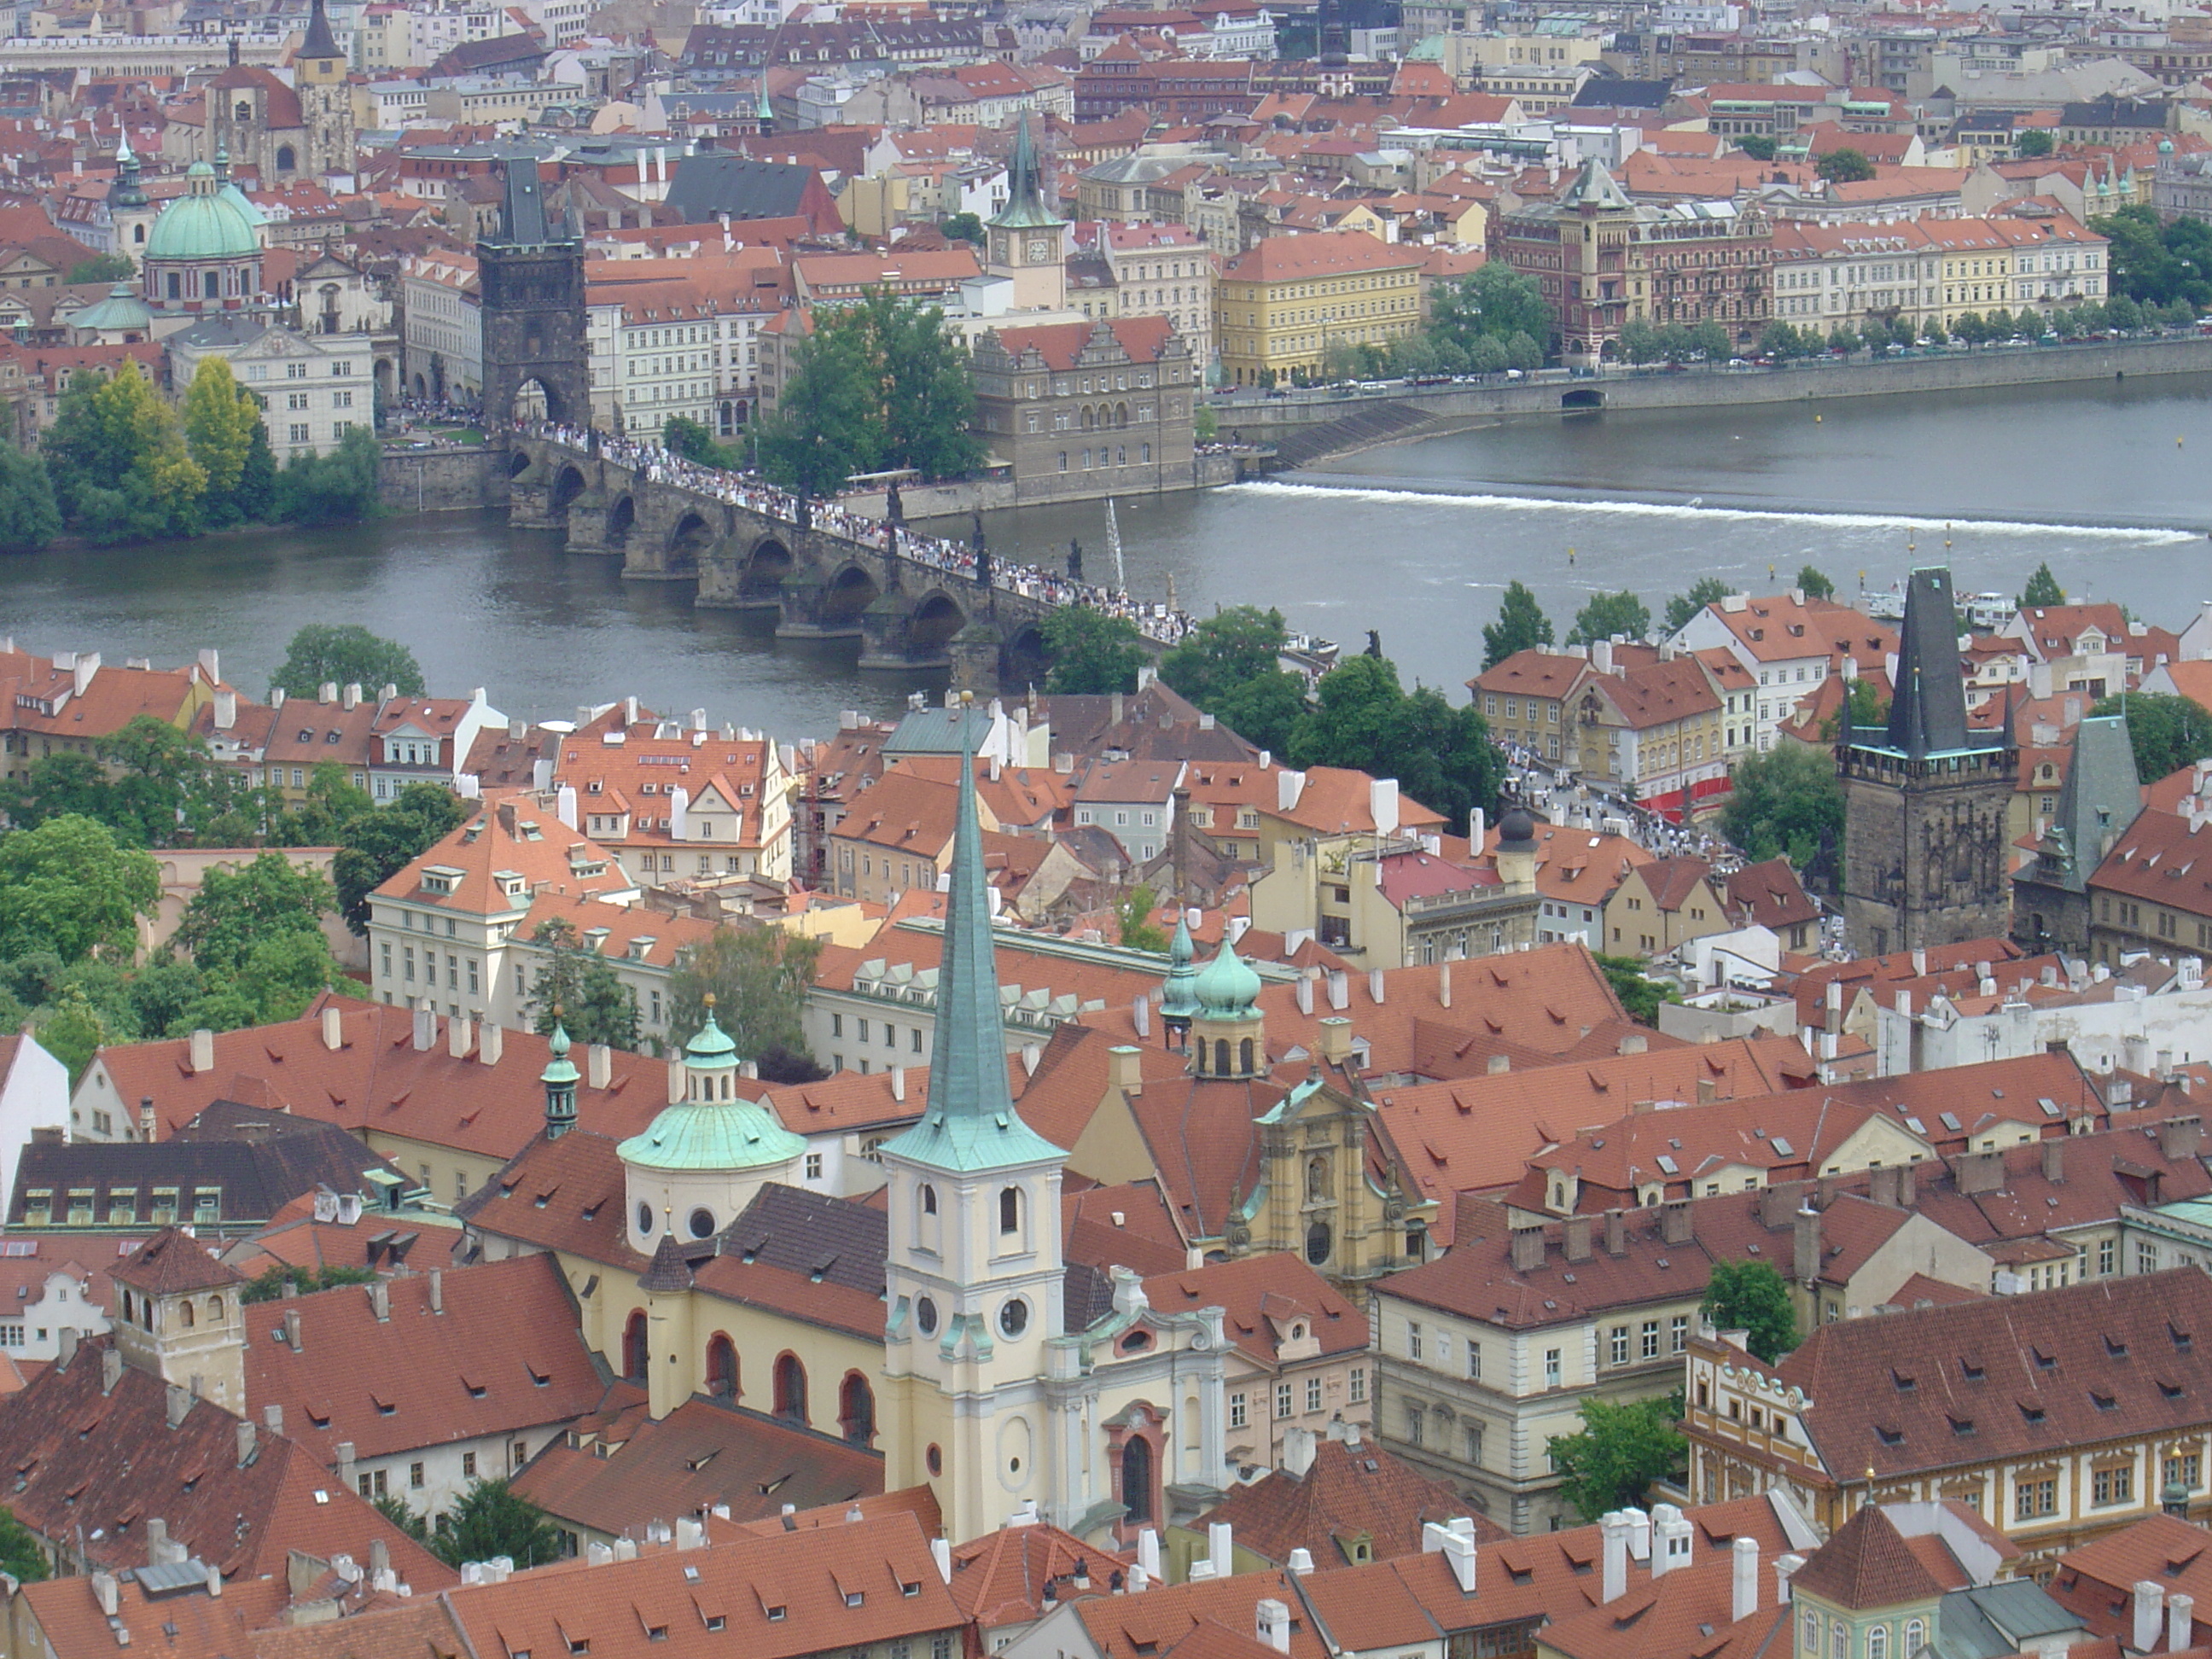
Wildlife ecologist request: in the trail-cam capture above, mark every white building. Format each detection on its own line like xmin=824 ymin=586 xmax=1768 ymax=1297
xmin=1873 ymin=955 xmax=2212 ymax=1077
xmin=1668 ymin=589 xmax=1895 ymax=754
xmin=587 ymin=283 xmax=777 ymax=438
xmin=0 ymin=1034 xmax=67 ymax=1213
xmin=166 ymin=317 xmax=375 ymax=460
xmin=400 ymin=250 xmax=482 ymax=405
xmin=1098 ymin=222 xmax=1218 ymax=370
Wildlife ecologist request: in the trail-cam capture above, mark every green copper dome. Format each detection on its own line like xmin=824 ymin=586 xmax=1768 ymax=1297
xmin=72 ymin=282 xmax=153 ymax=334
xmin=617 ymin=1095 xmax=804 ymax=1173
xmin=1194 ymin=939 xmax=1261 ymax=1019
xmin=540 ymin=1020 xmax=579 ymax=1086
xmin=144 ymin=161 xmax=259 ymax=263
xmin=1161 ymin=914 xmax=1200 ymax=1021
xmin=682 ymin=1002 xmax=739 ymax=1070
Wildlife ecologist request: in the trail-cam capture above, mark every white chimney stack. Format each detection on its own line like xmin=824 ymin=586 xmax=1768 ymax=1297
xmin=1732 ymin=1536 xmax=1759 ymax=1624
xmin=2172 ymin=1592 xmax=2195 ymax=1651
xmin=322 ymin=1004 xmax=343 ymax=1051
xmin=2135 ymin=1580 xmax=2167 ymax=1655
xmin=1256 ymin=1599 xmax=1292 ymax=1654
xmin=1601 ymin=1511 xmax=1631 ymax=1602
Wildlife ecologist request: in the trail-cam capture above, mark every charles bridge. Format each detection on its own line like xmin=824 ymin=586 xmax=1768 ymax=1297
xmin=501 ymin=433 xmax=1157 ymax=695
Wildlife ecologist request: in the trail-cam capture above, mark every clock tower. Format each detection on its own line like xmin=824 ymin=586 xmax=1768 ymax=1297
xmin=985 ymin=111 xmax=1067 ymax=312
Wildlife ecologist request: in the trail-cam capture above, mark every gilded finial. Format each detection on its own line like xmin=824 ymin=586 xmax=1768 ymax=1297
xmin=704 ymin=992 xmax=717 ymax=1009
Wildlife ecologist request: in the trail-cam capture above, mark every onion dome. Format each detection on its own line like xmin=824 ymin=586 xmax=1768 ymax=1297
xmin=1161 ymin=913 xmax=1200 ymax=1022
xmin=1497 ymin=807 xmax=1539 ymax=849
xmin=540 ymin=1019 xmax=579 ymax=1086
xmin=616 ymin=1091 xmax=803 ymax=1173
xmin=1194 ymin=938 xmax=1261 ymax=1020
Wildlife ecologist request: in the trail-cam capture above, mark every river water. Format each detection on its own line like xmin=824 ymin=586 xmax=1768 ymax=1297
xmin=5 ymin=375 xmax=2209 ymax=737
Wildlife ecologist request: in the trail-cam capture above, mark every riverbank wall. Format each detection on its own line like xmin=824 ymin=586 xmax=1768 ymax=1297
xmin=1220 ymin=334 xmax=2212 ymax=461
xmin=378 ymin=445 xmax=509 ymax=515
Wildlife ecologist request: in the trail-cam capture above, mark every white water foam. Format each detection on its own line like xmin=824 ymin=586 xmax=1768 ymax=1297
xmin=1230 ymin=479 xmax=2199 ymax=543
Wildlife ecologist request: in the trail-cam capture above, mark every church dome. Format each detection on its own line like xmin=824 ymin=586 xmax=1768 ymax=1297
xmin=1497 ymin=807 xmax=1539 ymax=847
xmin=617 ymin=1094 xmax=804 ymax=1173
xmin=144 ymin=162 xmax=259 ymax=263
xmin=1161 ymin=913 xmax=1200 ymax=1021
xmin=681 ymin=1002 xmax=739 ymax=1071
xmin=1194 ymin=939 xmax=1261 ymax=1019
xmin=71 ymin=282 xmax=154 ymax=334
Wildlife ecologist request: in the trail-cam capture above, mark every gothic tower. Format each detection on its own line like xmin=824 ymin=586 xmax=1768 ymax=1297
xmin=294 ymin=0 xmax=356 ymax=178
xmin=477 ymin=157 xmax=589 ymax=428
xmin=1839 ymin=567 xmax=2018 ymax=954
xmin=108 ymin=132 xmax=157 ymax=268
xmin=877 ymin=712 xmax=1071 ymax=1545
xmin=984 ymin=111 xmax=1067 ymax=312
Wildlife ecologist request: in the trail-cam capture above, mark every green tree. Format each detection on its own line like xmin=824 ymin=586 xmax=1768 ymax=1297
xmin=524 ymin=916 xmax=643 ymax=1050
xmin=276 ymin=427 xmax=382 ymax=526
xmin=241 ymin=1263 xmax=378 ymax=1303
xmin=1665 ymin=577 xmax=1733 ymax=633
xmin=1566 ymin=590 xmax=1650 ymax=647
xmin=1157 ymin=605 xmax=1310 ymax=753
xmin=1737 ymin=135 xmax=1778 ymax=160
xmin=1815 ymin=148 xmax=1876 ymax=183
xmin=1721 ymin=742 xmax=1844 ymax=882
xmin=662 ymin=413 xmax=738 ymax=469
xmin=756 ymin=313 xmax=882 ymax=498
xmin=1985 ymin=307 xmax=2016 ymax=341
xmin=2105 ymin=294 xmax=2144 ymax=332
xmin=234 ymin=421 xmax=278 ymax=523
xmin=1287 ymin=655 xmax=1504 ymax=829
xmin=1687 ymin=320 xmax=1732 ymax=361
xmin=0 ymin=751 xmax=113 ymax=834
xmin=271 ymin=624 xmax=427 ymax=700
xmin=1819 ymin=677 xmax=1889 ymax=742
xmin=1482 ymin=579 xmax=1554 ymax=668
xmin=1618 ymin=318 xmax=1662 ymax=365
xmin=1043 ymin=605 xmax=1149 ymax=694
xmin=1194 ymin=403 xmax=1218 ymax=442
xmin=2016 ymin=127 xmax=2054 ymax=157
xmin=0 ymin=816 xmax=160 ymax=963
xmin=1546 ymin=1394 xmax=1686 ymax=1523
xmin=2092 ymin=692 xmax=2212 ymax=783
xmin=2020 ymin=562 xmax=2066 ymax=608
xmin=861 ymin=288 xmax=983 ymax=480
xmin=0 ymin=1506 xmax=49 ymax=1583
xmin=1598 ymin=953 xmax=1676 ymax=1024
xmin=41 ymin=359 xmax=207 ymax=543
xmin=1921 ymin=317 xmax=1950 ymax=346
xmin=1430 ymin=262 xmax=1551 ymax=357
xmin=1796 ymin=564 xmax=1835 ymax=600
xmin=372 ymin=1493 xmax=432 ymax=1541
xmin=232 ymin=931 xmax=343 ymax=1024
xmin=1117 ymin=884 xmax=1168 ymax=953
xmin=1703 ymin=1259 xmax=1800 ymax=1362
xmin=329 ymin=783 xmax=469 ymax=934
xmin=941 ymin=212 xmax=984 ymax=244
xmin=35 ymin=983 xmax=108 ymax=1085
xmin=0 ymin=444 xmax=60 ymax=552
xmin=67 ymin=253 xmax=136 ymax=284
xmin=175 ymin=851 xmax=335 ymax=976
xmin=1827 ymin=324 xmax=1861 ymax=356
xmin=666 ymin=926 xmax=822 ymax=1063
xmin=183 ymin=358 xmax=265 ymax=527
xmin=428 ymin=1480 xmax=565 ymax=1569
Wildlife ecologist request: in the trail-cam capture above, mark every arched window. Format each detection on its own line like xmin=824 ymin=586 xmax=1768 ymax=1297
xmin=1831 ymin=1618 xmax=1849 ymax=1659
xmin=1904 ymin=1621 xmax=1925 ymax=1656
xmin=772 ymin=1353 xmax=807 ymax=1423
xmin=705 ymin=1333 xmax=738 ymax=1398
xmin=1121 ymin=1435 xmax=1154 ymax=1524
xmin=1306 ymin=1220 xmax=1331 ymax=1266
xmin=999 ymin=1185 xmax=1022 ymax=1238
xmin=1868 ymin=1625 xmax=1889 ymax=1659
xmin=921 ymin=1184 xmax=937 ymax=1214
xmin=1239 ymin=1037 xmax=1254 ymax=1073
xmin=839 ymin=1371 xmax=876 ymax=1445
xmin=276 ymin=144 xmax=296 ymax=172
xmin=207 ymin=1295 xmax=223 ymax=1322
xmin=1214 ymin=1038 xmax=1231 ymax=1074
xmin=133 ymin=224 xmax=144 ymax=244
xmin=1804 ymin=1613 xmax=1821 ymax=1657
xmin=179 ymin=1300 xmax=195 ymax=1329
xmin=621 ymin=1310 xmax=649 ymax=1381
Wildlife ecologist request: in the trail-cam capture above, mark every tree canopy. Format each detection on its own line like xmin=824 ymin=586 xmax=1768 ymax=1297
xmin=1483 ymin=580 xmax=1554 ymax=668
xmin=1598 ymin=953 xmax=1676 ymax=1026
xmin=667 ymin=926 xmax=822 ymax=1063
xmin=1117 ymin=884 xmax=1168 ymax=953
xmin=1429 ymin=262 xmax=1551 ymax=356
xmin=428 ymin=1480 xmax=566 ymax=1569
xmin=2016 ymin=127 xmax=2054 ymax=157
xmin=526 ymin=916 xmax=643 ymax=1051
xmin=41 ymin=359 xmax=207 ymax=544
xmin=2092 ymin=692 xmax=2212 ymax=784
xmin=1156 ymin=606 xmax=1310 ymax=754
xmin=1665 ymin=578 xmax=1733 ymax=634
xmin=1703 ymin=1260 xmax=1800 ymax=1362
xmin=1566 ymin=590 xmax=1650 ymax=648
xmin=2092 ymin=204 xmax=2212 ymax=311
xmin=1546 ymin=1394 xmax=1686 ymax=1523
xmin=0 ymin=443 xmax=59 ymax=553
xmin=1042 ymin=606 xmax=1149 ymax=695
xmin=271 ymin=625 xmax=427 ymax=700
xmin=0 ymin=816 xmax=160 ymax=963
xmin=1815 ymin=148 xmax=1876 ymax=183
xmin=1721 ymin=742 xmax=1845 ymax=885
xmin=1286 ymin=655 xmax=1504 ymax=830
xmin=1796 ymin=565 xmax=1836 ymax=600
xmin=2019 ymin=562 xmax=2066 ymax=608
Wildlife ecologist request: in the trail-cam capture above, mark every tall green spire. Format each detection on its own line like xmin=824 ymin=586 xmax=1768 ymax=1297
xmin=988 ymin=109 xmax=1061 ymax=230
xmin=1161 ymin=912 xmax=1199 ymax=1023
xmin=876 ymin=709 xmax=1063 ymax=1173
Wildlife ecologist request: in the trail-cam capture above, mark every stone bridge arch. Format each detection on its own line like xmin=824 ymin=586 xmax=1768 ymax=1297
xmin=742 ymin=535 xmax=795 ymax=599
xmin=605 ymin=493 xmax=636 ymax=550
xmin=907 ymin=588 xmax=969 ymax=652
xmin=550 ymin=463 xmax=587 ymax=519
xmin=821 ymin=562 xmax=882 ymax=625
xmin=1002 ymin=620 xmax=1051 ymax=693
xmin=665 ymin=509 xmax=715 ymax=576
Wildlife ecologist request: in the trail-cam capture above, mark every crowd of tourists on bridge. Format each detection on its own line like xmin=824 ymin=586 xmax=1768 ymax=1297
xmin=521 ymin=422 xmax=1192 ymax=645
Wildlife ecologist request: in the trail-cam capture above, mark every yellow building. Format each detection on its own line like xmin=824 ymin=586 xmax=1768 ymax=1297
xmin=1215 ymin=229 xmax=1425 ymax=385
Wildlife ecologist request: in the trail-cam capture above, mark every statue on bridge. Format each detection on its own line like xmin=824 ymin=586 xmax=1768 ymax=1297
xmin=887 ymin=479 xmax=905 ymax=527
xmin=1068 ymin=539 xmax=1083 ymax=580
xmin=796 ymin=494 xmax=812 ymax=531
xmin=971 ymin=510 xmax=991 ymax=590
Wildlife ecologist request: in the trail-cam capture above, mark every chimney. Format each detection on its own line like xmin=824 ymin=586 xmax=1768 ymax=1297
xmin=1793 ymin=1203 xmax=1822 ymax=1284
xmin=1618 ymin=1033 xmax=1648 ymax=1056
xmin=676 ymin=1517 xmax=704 ymax=1550
xmin=1287 ymin=1548 xmax=1315 ymax=1575
xmin=1109 ymin=1045 xmax=1144 ymax=1094
xmin=480 ymin=1022 xmax=504 ymax=1067
xmin=146 ymin=1517 xmax=169 ymax=1563
xmin=2162 ymin=1116 xmax=2203 ymax=1161
xmin=1208 ymin=1522 xmax=1231 ymax=1577
xmin=931 ymin=1538 xmax=952 ymax=1584
xmin=1953 ymin=1150 xmax=2005 ymax=1196
xmin=1511 ymin=1225 xmax=1545 ymax=1272
xmin=1662 ymin=1199 xmax=1693 ymax=1244
xmin=1604 ymin=1208 xmax=1627 ymax=1257
xmin=265 ymin=1404 xmax=282 ymax=1435
xmin=214 ymin=687 xmax=236 ymax=731
xmin=236 ymin=1418 xmax=257 ymax=1465
xmin=2175 ymin=1594 xmax=2197 ymax=1652
xmin=1775 ymin=1554 xmax=1804 ymax=1604
xmin=1256 ymin=1599 xmax=1292 ymax=1655
xmin=1825 ymin=981 xmax=1843 ymax=1034
xmin=2043 ymin=1139 xmax=2066 ymax=1184
xmin=336 ymin=1441 xmax=356 ymax=1489
xmin=1564 ymin=1214 xmax=1594 ymax=1262
xmin=322 ymin=1005 xmax=343 ymax=1051
xmin=1439 ymin=962 xmax=1452 ymax=1009
xmin=449 ymin=1014 xmax=472 ymax=1059
xmin=166 ymin=1382 xmax=190 ymax=1428
xmin=890 ymin=1066 xmax=907 ymax=1103
xmin=1326 ymin=969 xmax=1348 ymax=1011
xmin=1133 ymin=998 xmax=1151 ymax=1039
xmin=1283 ymin=1425 xmax=1317 ymax=1477
xmin=370 ymin=1281 xmax=389 ymax=1323
xmin=1653 ymin=1511 xmax=1693 ymax=1578
xmin=1295 ymin=976 xmax=1314 ymax=1016
xmin=371 ymin=1539 xmax=389 ymax=1583
xmin=102 ymin=1347 xmax=120 ymax=1394
xmin=1601 ymin=1511 xmax=1630 ymax=1602
xmin=138 ymin=1097 xmax=155 ymax=1141
xmin=1368 ymin=968 xmax=1386 ymax=1005
xmin=1732 ymin=1537 xmax=1759 ymax=1623
xmin=1487 ymin=1054 xmax=1510 ymax=1075
xmin=1420 ymin=1520 xmax=1476 ymax=1592
xmin=411 ymin=1005 xmax=435 ymax=1051
xmin=429 ymin=1269 xmax=444 ymax=1315
xmin=588 ymin=1044 xmax=612 ymax=1090
xmin=1899 ymin=1162 xmax=1917 ymax=1207
xmin=1911 ymin=948 xmax=1927 ymax=976
xmin=318 ymin=681 xmax=338 ymax=704
xmin=2135 ymin=1581 xmax=2166 ymax=1655
xmin=92 ymin=1571 xmax=119 ymax=1618
xmin=189 ymin=1028 xmax=215 ymax=1074
xmin=282 ymin=1308 xmax=301 ymax=1350
xmin=1318 ymin=1017 xmax=1353 ymax=1063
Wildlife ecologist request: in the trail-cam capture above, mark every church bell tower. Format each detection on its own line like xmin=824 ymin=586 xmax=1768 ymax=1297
xmin=984 ymin=111 xmax=1067 ymax=312
xmin=295 ymin=0 xmax=356 ymax=178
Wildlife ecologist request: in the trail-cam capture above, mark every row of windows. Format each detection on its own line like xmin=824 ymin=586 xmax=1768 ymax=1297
xmin=827 ymin=1011 xmax=926 ymax=1054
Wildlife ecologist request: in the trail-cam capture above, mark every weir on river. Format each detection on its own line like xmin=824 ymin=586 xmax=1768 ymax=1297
xmin=503 ymin=428 xmax=1192 ymax=695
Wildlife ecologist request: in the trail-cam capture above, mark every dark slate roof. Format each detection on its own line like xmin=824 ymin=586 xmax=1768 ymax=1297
xmin=717 ymin=1183 xmax=887 ymax=1297
xmin=665 ymin=154 xmax=819 ymax=224
xmin=2061 ymin=98 xmax=2167 ymax=125
xmin=300 ymin=0 xmax=341 ymax=62
xmin=11 ymin=1112 xmax=405 ymax=1235
xmin=429 ymin=32 xmax=546 ymax=75
xmin=114 ymin=1227 xmax=246 ymax=1295
xmin=1063 ymin=1261 xmax=1114 ymax=1333
xmin=1572 ymin=76 xmax=1673 ymax=108
xmin=1873 ymin=568 xmax=1984 ymax=760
